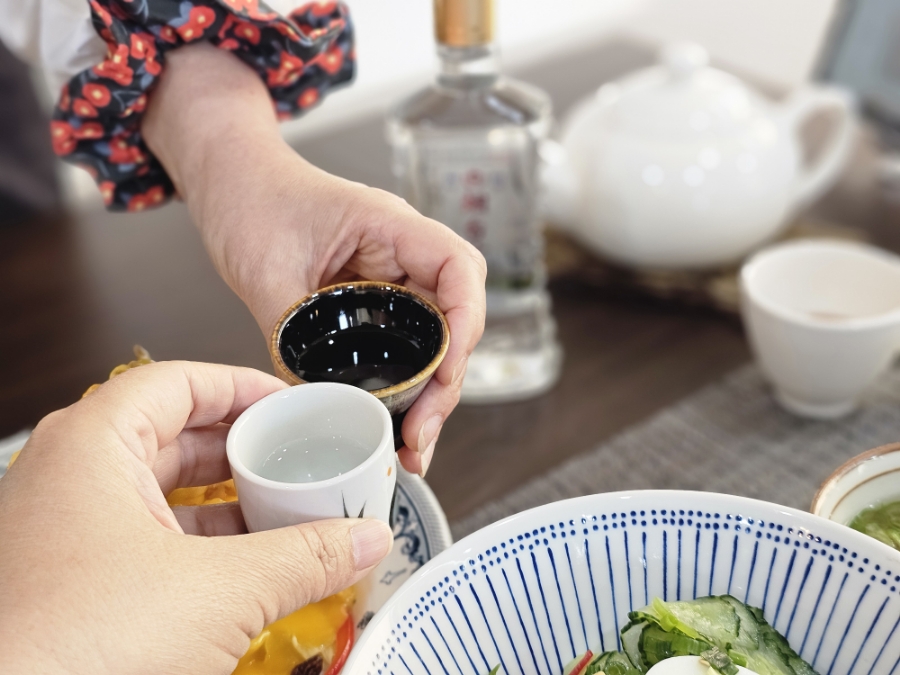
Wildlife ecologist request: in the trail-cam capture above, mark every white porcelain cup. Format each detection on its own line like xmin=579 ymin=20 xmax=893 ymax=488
xmin=226 ymin=383 xmax=396 ymax=532
xmin=740 ymin=239 xmax=900 ymax=419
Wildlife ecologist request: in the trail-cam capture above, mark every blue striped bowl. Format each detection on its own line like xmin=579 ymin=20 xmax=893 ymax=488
xmin=346 ymin=490 xmax=900 ymax=675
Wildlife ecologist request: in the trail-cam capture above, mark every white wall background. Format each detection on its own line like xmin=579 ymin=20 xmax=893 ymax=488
xmin=625 ymin=0 xmax=840 ymax=88
xmin=279 ymin=0 xmax=646 ymax=143
xmin=283 ymin=0 xmax=842 ymax=143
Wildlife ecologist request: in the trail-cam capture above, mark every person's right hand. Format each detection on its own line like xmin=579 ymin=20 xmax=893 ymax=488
xmin=0 ymin=361 xmax=393 ymax=675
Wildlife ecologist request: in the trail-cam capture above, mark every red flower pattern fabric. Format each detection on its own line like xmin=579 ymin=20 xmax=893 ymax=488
xmin=52 ymin=0 xmax=354 ymax=211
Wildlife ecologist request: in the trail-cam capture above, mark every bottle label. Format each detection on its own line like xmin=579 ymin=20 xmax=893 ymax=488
xmin=416 ymin=141 xmax=541 ymax=289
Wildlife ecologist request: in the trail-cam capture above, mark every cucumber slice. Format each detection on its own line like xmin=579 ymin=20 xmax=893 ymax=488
xmin=622 ymin=621 xmax=649 ymax=672
xmin=745 ymin=647 xmax=795 ymax=675
xmin=638 ymin=624 xmax=714 ymax=667
xmin=742 ymin=616 xmax=816 ymax=675
xmin=727 ymin=650 xmax=748 ymax=668
xmin=586 ymin=652 xmax=612 ymax=675
xmin=557 ymin=596 xmax=817 ymax=675
xmin=637 ymin=597 xmax=739 ymax=644
xmin=588 ymin=651 xmax=642 ymax=675
xmin=720 ymin=595 xmax=760 ymax=651
xmin=629 ymin=609 xmax=664 ymax=626
xmin=590 ymin=653 xmax=613 ymax=669
xmin=788 ymin=656 xmax=818 ymax=675
xmin=748 ymin=605 xmax=766 ymax=625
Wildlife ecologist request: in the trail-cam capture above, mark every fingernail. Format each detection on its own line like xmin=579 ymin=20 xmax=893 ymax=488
xmin=419 ymin=439 xmax=437 ymax=478
xmin=351 ymin=520 xmax=393 ymax=570
xmin=451 ymin=355 xmax=469 ymax=386
xmin=417 ymin=414 xmax=443 ymax=455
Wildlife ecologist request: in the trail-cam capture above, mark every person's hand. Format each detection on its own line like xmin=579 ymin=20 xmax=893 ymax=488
xmin=0 ymin=361 xmax=393 ymax=675
xmin=143 ymin=45 xmax=487 ymax=477
xmin=197 ymin=154 xmax=487 ymax=478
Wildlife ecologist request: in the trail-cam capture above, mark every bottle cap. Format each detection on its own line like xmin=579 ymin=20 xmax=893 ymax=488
xmin=434 ymin=0 xmax=494 ymax=47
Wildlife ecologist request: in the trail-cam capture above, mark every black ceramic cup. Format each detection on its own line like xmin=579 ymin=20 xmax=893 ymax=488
xmin=270 ymin=281 xmax=450 ymax=449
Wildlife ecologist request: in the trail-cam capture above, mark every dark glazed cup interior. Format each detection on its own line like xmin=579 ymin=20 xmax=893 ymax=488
xmin=271 ymin=282 xmax=450 ymax=449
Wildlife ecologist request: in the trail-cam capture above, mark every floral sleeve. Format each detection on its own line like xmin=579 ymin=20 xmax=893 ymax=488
xmin=51 ymin=0 xmax=354 ymax=212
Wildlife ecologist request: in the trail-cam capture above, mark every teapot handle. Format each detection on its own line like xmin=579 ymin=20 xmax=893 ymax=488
xmin=785 ymin=85 xmax=857 ymax=212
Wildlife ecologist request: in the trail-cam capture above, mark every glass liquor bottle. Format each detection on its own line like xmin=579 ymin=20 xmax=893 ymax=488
xmin=386 ymin=0 xmax=562 ymax=403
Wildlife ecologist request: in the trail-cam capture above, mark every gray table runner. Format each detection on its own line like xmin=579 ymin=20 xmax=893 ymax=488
xmin=452 ymin=364 xmax=900 ymax=539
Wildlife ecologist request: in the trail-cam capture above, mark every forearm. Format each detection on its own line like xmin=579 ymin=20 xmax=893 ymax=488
xmin=142 ymin=43 xmax=299 ymax=218
xmin=133 ymin=41 xmax=483 ymax=465
xmin=140 ymin=43 xmax=343 ymax=328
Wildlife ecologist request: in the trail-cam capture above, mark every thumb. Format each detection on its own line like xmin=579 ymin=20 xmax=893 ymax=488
xmin=210 ymin=519 xmax=393 ymax=629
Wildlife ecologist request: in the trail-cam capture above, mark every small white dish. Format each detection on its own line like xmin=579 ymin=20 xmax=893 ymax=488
xmin=226 ymin=382 xmax=396 ymax=532
xmin=740 ymin=239 xmax=900 ymax=419
xmin=812 ymin=442 xmax=900 ymax=526
xmin=348 ymin=490 xmax=900 ymax=675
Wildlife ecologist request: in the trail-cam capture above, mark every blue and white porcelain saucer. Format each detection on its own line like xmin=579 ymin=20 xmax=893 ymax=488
xmin=0 ymin=430 xmax=453 ymax=639
xmin=353 ymin=469 xmax=453 ymax=633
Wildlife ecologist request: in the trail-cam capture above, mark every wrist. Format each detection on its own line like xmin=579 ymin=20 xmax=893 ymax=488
xmin=187 ymin=136 xmax=310 ymax=259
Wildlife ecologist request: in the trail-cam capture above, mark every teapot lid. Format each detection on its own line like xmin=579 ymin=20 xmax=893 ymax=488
xmin=595 ymin=43 xmax=772 ymax=139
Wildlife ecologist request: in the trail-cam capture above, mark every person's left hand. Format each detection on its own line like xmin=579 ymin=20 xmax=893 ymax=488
xmin=0 ymin=361 xmax=394 ymax=675
xmin=199 ymin=153 xmax=487 ymax=478
xmin=143 ymin=44 xmax=487 ymax=477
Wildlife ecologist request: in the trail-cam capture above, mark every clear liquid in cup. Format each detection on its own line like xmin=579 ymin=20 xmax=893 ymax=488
xmin=254 ymin=435 xmax=373 ymax=483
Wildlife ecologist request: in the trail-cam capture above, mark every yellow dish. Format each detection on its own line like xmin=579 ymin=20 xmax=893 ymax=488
xmin=166 ymin=481 xmax=357 ymax=675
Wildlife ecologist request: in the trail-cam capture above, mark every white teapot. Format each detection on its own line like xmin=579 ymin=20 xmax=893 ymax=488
xmin=541 ymin=43 xmax=857 ymax=269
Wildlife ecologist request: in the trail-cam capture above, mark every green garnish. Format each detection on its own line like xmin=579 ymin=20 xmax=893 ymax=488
xmin=484 ymin=595 xmax=817 ymax=675
xmin=702 ymin=647 xmax=739 ymax=675
xmin=850 ymin=500 xmax=900 ymax=551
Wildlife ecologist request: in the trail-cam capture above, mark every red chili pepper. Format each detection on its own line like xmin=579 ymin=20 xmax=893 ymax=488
xmin=570 ymin=650 xmax=594 ymax=675
xmin=324 ymin=616 xmax=355 ymax=675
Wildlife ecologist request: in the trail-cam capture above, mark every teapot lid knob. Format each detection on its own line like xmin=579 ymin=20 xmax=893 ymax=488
xmin=660 ymin=42 xmax=709 ymax=78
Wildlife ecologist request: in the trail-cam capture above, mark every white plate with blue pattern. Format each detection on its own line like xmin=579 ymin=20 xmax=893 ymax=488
xmin=347 ymin=490 xmax=900 ymax=675
xmin=353 ymin=470 xmax=453 ymax=632
xmin=0 ymin=431 xmax=453 ymax=639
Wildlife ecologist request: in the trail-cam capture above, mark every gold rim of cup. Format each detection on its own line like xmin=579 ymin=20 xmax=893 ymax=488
xmin=269 ymin=281 xmax=451 ymax=403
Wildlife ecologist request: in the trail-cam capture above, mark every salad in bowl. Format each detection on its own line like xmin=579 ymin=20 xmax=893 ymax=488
xmin=347 ymin=491 xmax=900 ymax=675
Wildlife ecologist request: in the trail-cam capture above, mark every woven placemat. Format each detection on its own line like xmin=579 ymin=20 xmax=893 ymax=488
xmin=451 ymin=364 xmax=900 ymax=539
xmin=545 ymin=218 xmax=868 ymax=314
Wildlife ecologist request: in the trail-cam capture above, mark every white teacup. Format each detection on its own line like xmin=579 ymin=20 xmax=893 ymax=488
xmin=740 ymin=239 xmax=900 ymax=419
xmin=226 ymin=382 xmax=396 ymax=532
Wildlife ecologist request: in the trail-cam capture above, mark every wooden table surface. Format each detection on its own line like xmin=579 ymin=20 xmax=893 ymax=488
xmin=2 ymin=39 xmax=898 ymax=524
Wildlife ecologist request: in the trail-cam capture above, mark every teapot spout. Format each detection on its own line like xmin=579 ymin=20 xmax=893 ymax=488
xmin=539 ymin=139 xmax=580 ymax=232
